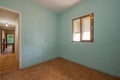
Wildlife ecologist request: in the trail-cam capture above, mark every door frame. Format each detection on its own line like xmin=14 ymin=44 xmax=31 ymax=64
xmin=0 ymin=6 xmax=22 ymax=69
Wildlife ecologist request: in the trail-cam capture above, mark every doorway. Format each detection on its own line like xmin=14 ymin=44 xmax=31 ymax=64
xmin=0 ymin=6 xmax=21 ymax=74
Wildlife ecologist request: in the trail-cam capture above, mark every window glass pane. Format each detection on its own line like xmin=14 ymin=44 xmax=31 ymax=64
xmin=73 ymin=33 xmax=80 ymax=41
xmin=81 ymin=16 xmax=91 ymax=40
xmin=73 ymin=19 xmax=80 ymax=33
xmin=7 ymin=34 xmax=14 ymax=43
xmin=73 ymin=19 xmax=80 ymax=41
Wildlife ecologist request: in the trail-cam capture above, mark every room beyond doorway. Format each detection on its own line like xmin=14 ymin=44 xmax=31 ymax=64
xmin=1 ymin=29 xmax=15 ymax=54
xmin=0 ymin=6 xmax=21 ymax=70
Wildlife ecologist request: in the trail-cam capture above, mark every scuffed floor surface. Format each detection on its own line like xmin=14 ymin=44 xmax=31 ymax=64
xmin=0 ymin=58 xmax=120 ymax=80
xmin=0 ymin=53 xmax=19 ymax=75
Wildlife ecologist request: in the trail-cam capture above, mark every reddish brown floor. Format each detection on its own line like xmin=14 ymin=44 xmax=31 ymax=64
xmin=0 ymin=53 xmax=19 ymax=75
xmin=0 ymin=58 xmax=120 ymax=80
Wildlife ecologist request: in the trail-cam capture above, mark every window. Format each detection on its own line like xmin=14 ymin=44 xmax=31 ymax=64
xmin=6 ymin=34 xmax=15 ymax=43
xmin=72 ymin=13 xmax=94 ymax=42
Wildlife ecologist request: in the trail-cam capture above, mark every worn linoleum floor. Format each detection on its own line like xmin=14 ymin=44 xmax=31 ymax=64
xmin=0 ymin=58 xmax=120 ymax=80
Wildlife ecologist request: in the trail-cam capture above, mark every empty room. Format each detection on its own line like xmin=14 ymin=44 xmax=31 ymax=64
xmin=0 ymin=0 xmax=120 ymax=80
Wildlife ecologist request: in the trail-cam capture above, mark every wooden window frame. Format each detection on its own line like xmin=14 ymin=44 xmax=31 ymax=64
xmin=72 ymin=13 xmax=94 ymax=42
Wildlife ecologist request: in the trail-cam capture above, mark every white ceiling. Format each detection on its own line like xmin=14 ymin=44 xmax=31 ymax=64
xmin=0 ymin=0 xmax=82 ymax=28
xmin=33 ymin=0 xmax=83 ymax=13
xmin=0 ymin=8 xmax=19 ymax=28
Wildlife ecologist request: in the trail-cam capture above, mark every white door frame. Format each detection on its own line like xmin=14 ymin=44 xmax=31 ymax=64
xmin=0 ymin=6 xmax=22 ymax=69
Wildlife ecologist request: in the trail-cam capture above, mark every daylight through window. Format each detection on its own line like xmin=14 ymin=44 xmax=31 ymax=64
xmin=72 ymin=13 xmax=94 ymax=42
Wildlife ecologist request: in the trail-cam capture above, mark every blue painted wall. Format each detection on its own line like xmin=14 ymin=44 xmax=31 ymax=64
xmin=0 ymin=0 xmax=59 ymax=68
xmin=59 ymin=0 xmax=120 ymax=77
